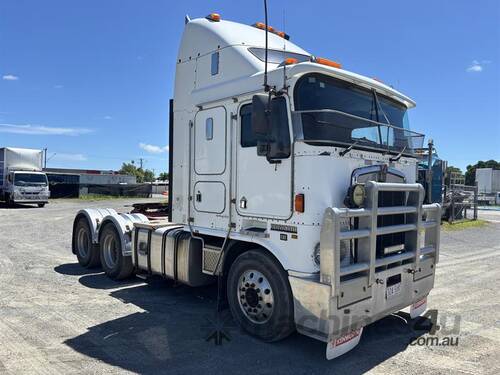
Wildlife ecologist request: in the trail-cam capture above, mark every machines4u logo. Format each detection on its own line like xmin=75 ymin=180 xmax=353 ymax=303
xmin=410 ymin=309 xmax=461 ymax=347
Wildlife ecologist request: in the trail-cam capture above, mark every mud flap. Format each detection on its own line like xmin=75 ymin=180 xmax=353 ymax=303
xmin=410 ymin=297 xmax=427 ymax=319
xmin=326 ymin=328 xmax=363 ymax=360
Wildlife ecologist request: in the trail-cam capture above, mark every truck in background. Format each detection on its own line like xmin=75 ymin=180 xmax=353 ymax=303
xmin=0 ymin=147 xmax=50 ymax=207
xmin=70 ymin=13 xmax=441 ymax=360
xmin=416 ymin=140 xmax=447 ymax=205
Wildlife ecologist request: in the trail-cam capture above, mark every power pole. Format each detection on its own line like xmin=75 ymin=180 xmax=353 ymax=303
xmin=426 ymin=139 xmax=433 ymax=204
xmin=44 ymin=148 xmax=47 ymax=169
xmin=139 ymin=158 xmax=144 ymax=169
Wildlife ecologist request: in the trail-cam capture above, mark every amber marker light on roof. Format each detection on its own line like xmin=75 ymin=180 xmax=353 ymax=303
xmin=284 ymin=57 xmax=299 ymax=65
xmin=253 ymin=23 xmax=291 ymax=39
xmin=276 ymin=31 xmax=290 ymax=40
xmin=313 ymin=57 xmax=342 ymax=69
xmin=206 ymin=13 xmax=221 ymax=22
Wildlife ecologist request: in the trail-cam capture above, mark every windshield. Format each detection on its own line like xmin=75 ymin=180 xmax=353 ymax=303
xmin=14 ymin=173 xmax=48 ymax=187
xmin=293 ymin=73 xmax=424 ymax=154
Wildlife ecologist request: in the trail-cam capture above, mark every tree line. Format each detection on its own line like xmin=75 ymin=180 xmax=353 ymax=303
xmin=119 ymin=162 xmax=169 ymax=183
xmin=446 ymin=160 xmax=500 ymax=186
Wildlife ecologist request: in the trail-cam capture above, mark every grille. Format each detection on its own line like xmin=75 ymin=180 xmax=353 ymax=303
xmin=376 ymin=191 xmax=406 ymax=258
xmin=202 ymin=245 xmax=222 ymax=275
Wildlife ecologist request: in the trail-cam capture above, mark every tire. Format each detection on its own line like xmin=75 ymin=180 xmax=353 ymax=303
xmin=38 ymin=203 xmax=45 ymax=208
xmin=99 ymin=223 xmax=134 ymax=280
xmin=74 ymin=217 xmax=100 ymax=268
xmin=227 ymin=250 xmax=295 ymax=342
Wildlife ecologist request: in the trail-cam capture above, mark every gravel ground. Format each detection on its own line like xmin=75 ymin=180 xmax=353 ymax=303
xmin=0 ymin=199 xmax=499 ymax=374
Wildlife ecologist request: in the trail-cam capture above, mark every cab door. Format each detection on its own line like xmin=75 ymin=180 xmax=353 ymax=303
xmin=235 ymin=96 xmax=293 ymax=219
xmin=190 ymin=106 xmax=229 ymax=229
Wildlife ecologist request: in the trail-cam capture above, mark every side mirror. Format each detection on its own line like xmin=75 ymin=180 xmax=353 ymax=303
xmin=251 ymin=94 xmax=271 ymax=136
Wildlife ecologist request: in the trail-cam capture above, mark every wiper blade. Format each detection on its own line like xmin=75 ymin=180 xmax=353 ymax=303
xmin=339 ymin=137 xmax=375 ymax=157
xmin=389 ymin=145 xmax=407 ymax=162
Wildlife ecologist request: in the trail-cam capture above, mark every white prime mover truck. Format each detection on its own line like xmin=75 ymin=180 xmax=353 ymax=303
xmin=71 ymin=13 xmax=441 ymax=359
xmin=0 ymin=147 xmax=49 ymax=207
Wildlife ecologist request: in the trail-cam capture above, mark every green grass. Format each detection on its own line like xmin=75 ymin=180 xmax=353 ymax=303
xmin=442 ymin=219 xmax=488 ymax=231
xmin=78 ymin=194 xmax=133 ymax=201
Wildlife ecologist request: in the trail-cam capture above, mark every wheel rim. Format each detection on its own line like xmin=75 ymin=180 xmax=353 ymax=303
xmin=237 ymin=269 xmax=274 ymax=324
xmin=102 ymin=233 xmax=119 ymax=269
xmin=76 ymin=227 xmax=90 ymax=258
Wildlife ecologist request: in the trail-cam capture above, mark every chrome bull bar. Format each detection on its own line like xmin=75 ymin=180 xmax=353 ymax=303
xmin=320 ymin=181 xmax=441 ymax=297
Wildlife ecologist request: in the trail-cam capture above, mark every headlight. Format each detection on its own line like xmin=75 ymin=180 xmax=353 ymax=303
xmin=313 ymin=242 xmax=321 ymax=267
xmin=345 ymin=184 xmax=366 ymax=208
xmin=313 ymin=220 xmax=353 ymax=268
xmin=339 ymin=218 xmax=352 ymax=266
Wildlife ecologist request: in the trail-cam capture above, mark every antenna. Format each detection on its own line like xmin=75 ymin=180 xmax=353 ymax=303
xmin=263 ymin=0 xmax=269 ymax=92
xmin=281 ymin=8 xmax=287 ymax=92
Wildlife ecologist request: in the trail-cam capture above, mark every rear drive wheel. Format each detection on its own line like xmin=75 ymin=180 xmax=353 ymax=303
xmin=74 ymin=217 xmax=100 ymax=268
xmin=227 ymin=250 xmax=295 ymax=342
xmin=38 ymin=203 xmax=45 ymax=208
xmin=99 ymin=223 xmax=133 ymax=280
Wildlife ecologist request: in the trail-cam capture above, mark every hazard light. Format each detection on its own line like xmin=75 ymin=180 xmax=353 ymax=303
xmin=206 ymin=13 xmax=221 ymax=22
xmin=312 ymin=57 xmax=342 ymax=69
xmin=284 ymin=57 xmax=298 ymax=65
xmin=253 ymin=23 xmax=290 ymax=40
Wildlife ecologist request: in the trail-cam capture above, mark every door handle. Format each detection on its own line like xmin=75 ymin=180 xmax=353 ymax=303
xmin=196 ymin=191 xmax=202 ymax=202
xmin=240 ymin=196 xmax=247 ymax=209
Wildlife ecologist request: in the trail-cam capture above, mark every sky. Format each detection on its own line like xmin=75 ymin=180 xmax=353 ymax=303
xmin=0 ymin=0 xmax=499 ymax=174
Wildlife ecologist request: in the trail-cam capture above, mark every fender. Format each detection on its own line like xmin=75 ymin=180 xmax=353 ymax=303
xmin=221 ymin=230 xmax=294 ymax=272
xmin=72 ymin=208 xmax=117 ymax=253
xmin=99 ymin=213 xmax=149 ymax=256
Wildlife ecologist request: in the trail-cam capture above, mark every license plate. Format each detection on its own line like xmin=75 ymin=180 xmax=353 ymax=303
xmin=386 ymin=283 xmax=401 ymax=299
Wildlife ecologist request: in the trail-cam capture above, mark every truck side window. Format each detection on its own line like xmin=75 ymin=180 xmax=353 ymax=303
xmin=240 ymin=104 xmax=257 ymax=147
xmin=206 ymin=117 xmax=214 ymax=140
xmin=240 ymin=98 xmax=291 ymax=158
xmin=211 ymin=52 xmax=219 ymax=76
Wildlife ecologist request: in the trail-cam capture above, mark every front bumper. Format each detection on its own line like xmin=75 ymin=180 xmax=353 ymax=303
xmin=13 ymin=194 xmax=49 ymax=204
xmin=289 ymin=181 xmax=441 ymax=343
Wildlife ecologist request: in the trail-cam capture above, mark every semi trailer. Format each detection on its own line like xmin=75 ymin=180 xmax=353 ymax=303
xmin=71 ymin=13 xmax=441 ymax=359
xmin=0 ymin=147 xmax=49 ymax=207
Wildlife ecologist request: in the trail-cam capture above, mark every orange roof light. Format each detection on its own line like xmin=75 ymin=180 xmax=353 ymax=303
xmin=253 ymin=23 xmax=291 ymax=40
xmin=314 ymin=57 xmax=342 ymax=69
xmin=253 ymin=22 xmax=275 ymax=32
xmin=276 ymin=31 xmax=290 ymax=40
xmin=284 ymin=57 xmax=298 ymax=65
xmin=206 ymin=13 xmax=221 ymax=22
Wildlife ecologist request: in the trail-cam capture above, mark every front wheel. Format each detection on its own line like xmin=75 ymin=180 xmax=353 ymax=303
xmin=227 ymin=250 xmax=295 ymax=342
xmin=38 ymin=203 xmax=46 ymax=208
xmin=99 ymin=223 xmax=134 ymax=280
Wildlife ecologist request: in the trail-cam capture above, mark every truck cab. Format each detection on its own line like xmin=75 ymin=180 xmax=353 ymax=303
xmin=72 ymin=13 xmax=441 ymax=360
xmin=5 ymin=171 xmax=50 ymax=206
xmin=0 ymin=147 xmax=50 ymax=207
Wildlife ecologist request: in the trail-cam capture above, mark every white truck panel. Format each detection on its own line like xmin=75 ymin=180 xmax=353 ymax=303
xmin=1 ymin=147 xmax=43 ymax=187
